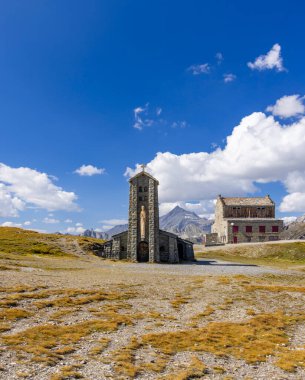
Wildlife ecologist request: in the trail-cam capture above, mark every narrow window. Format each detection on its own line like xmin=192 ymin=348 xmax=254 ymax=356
xmin=144 ymin=195 xmax=148 ymax=201
xmin=139 ymin=196 xmax=142 ymax=201
xmin=246 ymin=226 xmax=252 ymax=233
xmin=144 ymin=186 xmax=148 ymax=192
xmin=139 ymin=186 xmax=143 ymax=192
xmin=233 ymin=225 xmax=239 ymax=233
xmin=272 ymin=226 xmax=279 ymax=233
xmin=259 ymin=225 xmax=266 ymax=233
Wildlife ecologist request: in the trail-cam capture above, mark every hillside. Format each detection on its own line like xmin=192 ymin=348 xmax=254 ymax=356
xmin=197 ymin=241 xmax=305 ymax=267
xmin=0 ymin=227 xmax=105 ymax=258
xmin=281 ymin=215 xmax=305 ymax=240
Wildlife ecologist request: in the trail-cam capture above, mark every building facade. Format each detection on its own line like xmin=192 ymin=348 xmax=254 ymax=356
xmin=100 ymin=169 xmax=194 ymax=263
xmin=212 ymin=195 xmax=283 ymax=244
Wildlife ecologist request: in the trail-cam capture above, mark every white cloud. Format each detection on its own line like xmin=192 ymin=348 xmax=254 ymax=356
xmin=64 ymin=219 xmax=73 ymax=223
xmin=1 ymin=221 xmax=23 ymax=227
xmin=65 ymin=226 xmax=86 ymax=234
xmin=187 ymin=63 xmax=210 ymax=75
xmin=75 ymin=164 xmax=105 ymax=176
xmin=0 ymin=183 xmax=25 ymax=217
xmin=133 ymin=103 xmax=157 ymax=130
xmin=43 ymin=217 xmax=60 ymax=224
xmin=23 ymin=221 xmax=31 ymax=226
xmin=132 ymin=104 xmax=186 ymax=132
xmin=248 ymin=43 xmax=285 ymax=72
xmin=126 ymin=99 xmax=305 ymax=213
xmin=171 ymin=121 xmax=187 ymax=129
xmin=75 ymin=222 xmax=83 ymax=227
xmin=216 ymin=52 xmax=223 ymax=64
xmin=266 ymin=95 xmax=305 ymax=118
xmin=0 ymin=164 xmax=78 ymax=217
xmin=223 ymin=73 xmax=236 ymax=83
xmin=281 ymin=216 xmax=297 ymax=225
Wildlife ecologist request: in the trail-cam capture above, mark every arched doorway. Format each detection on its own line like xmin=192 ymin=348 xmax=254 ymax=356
xmin=178 ymin=243 xmax=184 ymax=261
xmin=137 ymin=241 xmax=149 ymax=262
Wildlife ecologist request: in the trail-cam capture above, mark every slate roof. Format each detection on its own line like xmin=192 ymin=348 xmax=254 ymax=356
xmin=220 ymin=195 xmax=274 ymax=206
xmin=129 ymin=170 xmax=159 ymax=184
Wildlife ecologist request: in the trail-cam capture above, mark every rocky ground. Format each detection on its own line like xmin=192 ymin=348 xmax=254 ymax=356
xmin=1 ymin=252 xmax=305 ymax=379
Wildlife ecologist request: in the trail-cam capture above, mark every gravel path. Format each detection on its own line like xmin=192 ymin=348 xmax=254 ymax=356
xmin=93 ymin=257 xmax=292 ymax=277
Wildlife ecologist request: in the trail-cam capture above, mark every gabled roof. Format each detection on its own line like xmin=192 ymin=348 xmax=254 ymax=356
xmin=219 ymin=195 xmax=274 ymax=206
xmin=129 ymin=170 xmax=159 ymax=184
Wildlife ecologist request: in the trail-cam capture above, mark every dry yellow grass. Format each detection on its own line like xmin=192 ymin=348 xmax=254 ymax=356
xmin=50 ymin=364 xmax=83 ymax=380
xmin=141 ymin=311 xmax=305 ymax=365
xmin=0 ymin=308 xmax=32 ymax=321
xmin=2 ymin=314 xmax=133 ymax=365
xmin=160 ymin=356 xmax=207 ymax=380
xmin=170 ymin=293 xmax=190 ymax=309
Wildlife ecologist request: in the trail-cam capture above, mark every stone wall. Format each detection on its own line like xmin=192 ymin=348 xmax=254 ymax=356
xmin=226 ymin=219 xmax=284 ymax=244
xmin=127 ymin=172 xmax=160 ymax=262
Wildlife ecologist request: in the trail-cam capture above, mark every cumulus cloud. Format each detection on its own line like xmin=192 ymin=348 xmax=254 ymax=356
xmin=43 ymin=217 xmax=60 ymax=224
xmin=1 ymin=221 xmax=23 ymax=227
xmin=65 ymin=226 xmax=86 ymax=234
xmin=248 ymin=43 xmax=285 ymax=72
xmin=0 ymin=163 xmax=78 ymax=217
xmin=187 ymin=63 xmax=210 ymax=75
xmin=74 ymin=165 xmax=105 ymax=176
xmin=266 ymin=95 xmax=305 ymax=118
xmin=223 ymin=73 xmax=236 ymax=83
xmin=126 ymin=99 xmax=305 ymax=213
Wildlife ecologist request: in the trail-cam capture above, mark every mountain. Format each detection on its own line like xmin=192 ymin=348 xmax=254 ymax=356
xmin=81 ymin=229 xmax=110 ymax=240
xmin=281 ymin=214 xmax=305 ymax=240
xmin=106 ymin=224 xmax=128 ymax=237
xmin=81 ymin=206 xmax=213 ymax=242
xmin=160 ymin=206 xmax=212 ymax=242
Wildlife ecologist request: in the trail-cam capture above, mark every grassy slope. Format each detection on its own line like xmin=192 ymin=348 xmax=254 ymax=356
xmin=0 ymin=227 xmax=105 ymax=257
xmin=196 ymin=242 xmax=305 ymax=268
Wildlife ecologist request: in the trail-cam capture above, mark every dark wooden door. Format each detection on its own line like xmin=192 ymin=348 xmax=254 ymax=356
xmin=137 ymin=242 xmax=149 ymax=262
xmin=233 ymin=236 xmax=238 ymax=244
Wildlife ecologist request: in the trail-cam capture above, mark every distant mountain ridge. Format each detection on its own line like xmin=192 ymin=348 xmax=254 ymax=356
xmin=81 ymin=206 xmax=213 ymax=242
xmin=281 ymin=214 xmax=305 ymax=240
xmin=159 ymin=206 xmax=212 ymax=242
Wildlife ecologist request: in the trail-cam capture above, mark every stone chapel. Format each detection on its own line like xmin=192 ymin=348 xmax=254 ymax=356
xmin=100 ymin=168 xmax=194 ymax=263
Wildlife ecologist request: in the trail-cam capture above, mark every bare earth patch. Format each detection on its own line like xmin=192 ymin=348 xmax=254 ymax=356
xmin=1 ymin=252 xmax=305 ymax=379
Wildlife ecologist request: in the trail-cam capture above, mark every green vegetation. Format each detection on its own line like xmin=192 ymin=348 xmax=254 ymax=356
xmin=196 ymin=242 xmax=305 ymax=268
xmin=0 ymin=227 xmax=105 ymax=258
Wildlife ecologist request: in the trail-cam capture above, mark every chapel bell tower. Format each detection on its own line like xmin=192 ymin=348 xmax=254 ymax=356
xmin=127 ymin=165 xmax=160 ymax=262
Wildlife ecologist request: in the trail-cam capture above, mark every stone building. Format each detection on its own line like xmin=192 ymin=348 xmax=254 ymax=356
xmin=212 ymin=195 xmax=283 ymax=244
xmin=101 ymin=168 xmax=194 ymax=263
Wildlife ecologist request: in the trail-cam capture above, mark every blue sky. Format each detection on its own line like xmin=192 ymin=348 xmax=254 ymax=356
xmin=1 ymin=1 xmax=305 ymax=232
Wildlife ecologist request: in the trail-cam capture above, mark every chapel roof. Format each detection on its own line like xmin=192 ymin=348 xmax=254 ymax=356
xmin=129 ymin=170 xmax=159 ymax=184
xmin=219 ymin=195 xmax=274 ymax=206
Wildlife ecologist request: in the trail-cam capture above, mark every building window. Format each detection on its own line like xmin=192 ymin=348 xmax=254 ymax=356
xmin=144 ymin=195 xmax=148 ymax=201
xmin=246 ymin=226 xmax=252 ymax=233
xmin=272 ymin=226 xmax=279 ymax=233
xmin=139 ymin=186 xmax=143 ymax=192
xmin=259 ymin=236 xmax=265 ymax=242
xmin=259 ymin=226 xmax=266 ymax=233
xmin=139 ymin=196 xmax=143 ymax=201
xmin=144 ymin=186 xmax=148 ymax=192
xmin=121 ymin=246 xmax=125 ymax=251
xmin=233 ymin=225 xmax=239 ymax=233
